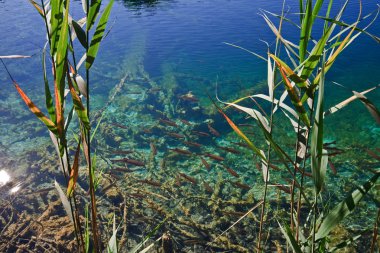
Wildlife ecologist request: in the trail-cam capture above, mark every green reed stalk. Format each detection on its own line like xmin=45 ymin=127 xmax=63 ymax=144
xmin=39 ymin=1 xmax=84 ymax=249
xmin=85 ymin=1 xmax=100 ymax=249
xmin=256 ymin=2 xmax=285 ymax=251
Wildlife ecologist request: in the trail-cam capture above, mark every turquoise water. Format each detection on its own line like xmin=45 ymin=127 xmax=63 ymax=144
xmin=0 ymin=0 xmax=379 ymax=251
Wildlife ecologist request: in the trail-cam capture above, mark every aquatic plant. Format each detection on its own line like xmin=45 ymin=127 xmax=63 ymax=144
xmin=2 ymin=0 xmax=114 ymax=251
xmin=219 ymin=0 xmax=380 ymax=251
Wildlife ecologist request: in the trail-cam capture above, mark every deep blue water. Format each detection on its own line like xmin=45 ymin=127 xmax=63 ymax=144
xmin=0 ymin=0 xmax=379 ymax=169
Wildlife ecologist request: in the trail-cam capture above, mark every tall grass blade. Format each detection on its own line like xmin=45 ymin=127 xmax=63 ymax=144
xmin=130 ymin=217 xmax=168 ymax=253
xmin=278 ymin=221 xmax=303 ymax=253
xmin=67 ymin=142 xmax=81 ymax=196
xmin=315 ymin=172 xmax=380 ymax=240
xmin=54 ymin=180 xmax=74 ymax=222
xmin=86 ymin=0 xmax=114 ymax=69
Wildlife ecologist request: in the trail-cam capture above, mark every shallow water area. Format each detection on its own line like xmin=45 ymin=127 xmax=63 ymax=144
xmin=0 ymin=0 xmax=380 ymax=252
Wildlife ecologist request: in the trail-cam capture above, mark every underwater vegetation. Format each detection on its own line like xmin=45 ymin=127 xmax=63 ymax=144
xmin=0 ymin=0 xmax=380 ymax=252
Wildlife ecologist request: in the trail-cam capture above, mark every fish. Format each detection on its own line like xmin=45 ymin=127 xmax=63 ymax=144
xmin=222 ymin=210 xmax=247 ymax=217
xmin=127 ymin=193 xmax=145 ymax=199
xmin=179 ymin=172 xmax=197 ymax=185
xmin=159 ymin=118 xmax=178 ymax=127
xmin=110 ymin=150 xmax=134 ymax=155
xmin=180 ymin=119 xmax=192 ymax=126
xmin=148 ymin=87 xmax=161 ymax=93
xmin=203 ymin=180 xmax=213 ymax=193
xmin=233 ymin=141 xmax=249 ymax=148
xmin=192 ymin=130 xmax=210 ymax=137
xmin=208 ymin=124 xmax=220 ymax=137
xmin=150 ymin=143 xmax=157 ymax=156
xmin=166 ymin=132 xmax=185 ymax=139
xmin=273 ymin=184 xmax=291 ymax=194
xmin=200 ymin=157 xmax=211 ymax=170
xmin=366 ymin=149 xmax=380 ymax=160
xmin=141 ymin=128 xmax=153 ymax=134
xmin=218 ymin=146 xmax=241 ymax=155
xmin=179 ymin=92 xmax=199 ymax=102
xmin=183 ymin=141 xmax=202 ymax=148
xmin=268 ymin=163 xmax=281 ymax=171
xmin=110 ymin=158 xmax=145 ymax=167
xmin=110 ymin=122 xmax=128 ymax=129
xmin=170 ymin=148 xmax=192 ymax=155
xmin=328 ymin=160 xmax=337 ymax=174
xmin=204 ymin=153 xmax=224 ymax=161
xmin=138 ymin=179 xmax=162 ymax=187
xmin=232 ymin=181 xmax=251 ymax=190
xmin=113 ymin=167 xmax=136 ymax=173
xmin=223 ymin=165 xmax=239 ymax=178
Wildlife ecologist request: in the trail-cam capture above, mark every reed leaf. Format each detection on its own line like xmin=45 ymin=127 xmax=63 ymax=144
xmin=311 ymin=0 xmax=324 ymax=24
xmin=54 ymin=180 xmax=74 ymax=222
xmin=269 ymin=54 xmax=308 ymax=88
xmin=212 ymin=99 xmax=266 ymax=161
xmin=72 ymin=19 xmax=87 ymax=49
xmin=252 ymin=93 xmax=299 ymax=120
xmin=87 ymin=0 xmax=101 ymax=31
xmin=353 ymin=91 xmax=380 ymax=124
xmin=300 ymin=0 xmax=348 ymax=83
xmin=275 ymin=59 xmax=310 ymax=127
xmin=299 ymin=0 xmax=312 ymax=63
xmin=310 ymin=54 xmax=326 ymax=194
xmin=324 ymin=85 xmax=378 ymax=117
xmin=315 ymin=172 xmax=380 ymax=240
xmin=225 ymin=102 xmax=270 ymax=132
xmin=86 ymin=0 xmax=114 ymax=69
xmin=13 ymin=81 xmax=58 ymax=135
xmin=81 ymin=0 xmax=88 ymax=14
xmin=68 ymin=74 xmax=90 ymax=129
xmin=42 ymin=44 xmax=56 ymax=123
xmin=28 ymin=0 xmax=44 ymax=16
xmin=0 ymin=55 xmax=31 ymax=59
xmin=267 ymin=55 xmax=274 ymax=100
xmin=67 ymin=142 xmax=81 ymax=196
xmin=55 ymin=0 xmax=69 ymax=97
xmin=50 ymin=0 xmax=64 ymax=56
xmin=107 ymin=214 xmax=118 ymax=253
